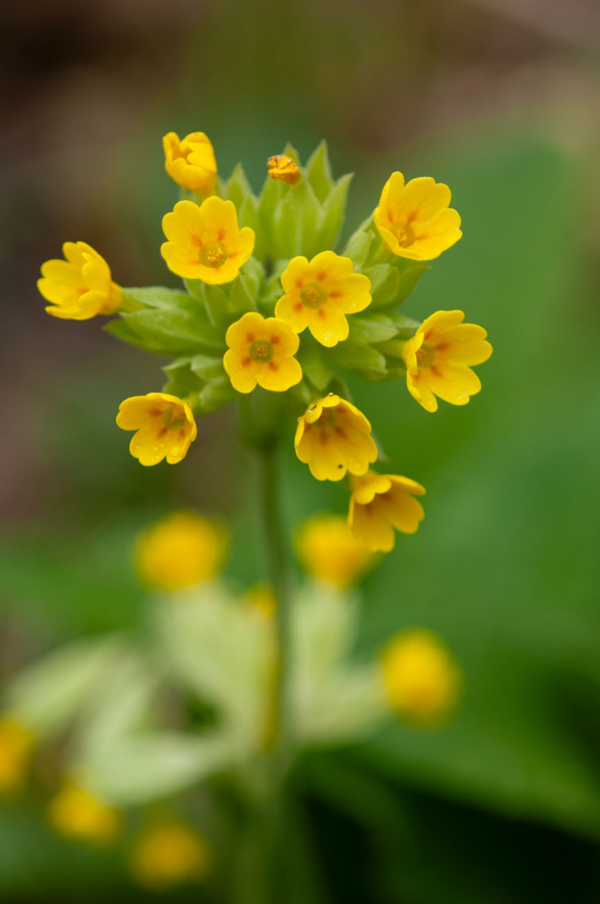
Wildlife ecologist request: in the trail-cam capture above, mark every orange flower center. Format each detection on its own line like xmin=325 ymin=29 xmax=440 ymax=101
xmin=249 ymin=340 xmax=273 ymax=363
xmin=200 ymin=242 xmax=229 ymax=268
xmin=300 ymin=282 xmax=327 ymax=309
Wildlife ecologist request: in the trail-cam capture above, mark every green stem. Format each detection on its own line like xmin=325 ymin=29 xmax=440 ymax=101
xmin=259 ymin=442 xmax=292 ymax=772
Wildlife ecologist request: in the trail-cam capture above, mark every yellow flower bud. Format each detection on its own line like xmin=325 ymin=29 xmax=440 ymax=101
xmin=267 ymin=154 xmax=300 ymax=185
xmin=163 ymin=131 xmax=217 ymax=195
xmin=135 ymin=511 xmax=228 ymax=591
xmin=296 ymin=514 xmax=374 ymax=588
xmin=381 ymin=629 xmax=462 ymax=722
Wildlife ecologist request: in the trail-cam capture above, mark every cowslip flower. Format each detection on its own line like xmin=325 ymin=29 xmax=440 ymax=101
xmin=275 ymin=251 xmax=371 ymax=347
xmin=161 ymin=198 xmax=254 ymax=284
xmin=295 ymin=394 xmax=377 ymax=482
xmin=223 ymin=312 xmax=302 ymax=393
xmin=374 ymin=173 xmax=462 ymax=261
xmin=135 ymin=511 xmax=228 ymax=591
xmin=296 ymin=514 xmax=374 ymax=588
xmin=381 ymin=629 xmax=462 ymax=722
xmin=47 ymin=783 xmax=120 ymax=845
xmin=267 ymin=154 xmax=300 ymax=185
xmin=129 ymin=820 xmax=211 ymax=890
xmin=402 ymin=310 xmax=492 ymax=413
xmin=0 ymin=718 xmax=33 ymax=792
xmin=163 ymin=131 xmax=217 ymax=195
xmin=38 ymin=242 xmax=122 ymax=320
xmin=117 ymin=393 xmax=197 ymax=466
xmin=349 ymin=470 xmax=425 ymax=552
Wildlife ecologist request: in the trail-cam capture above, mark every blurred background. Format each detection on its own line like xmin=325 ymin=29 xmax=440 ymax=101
xmin=1 ymin=0 xmax=599 ymax=900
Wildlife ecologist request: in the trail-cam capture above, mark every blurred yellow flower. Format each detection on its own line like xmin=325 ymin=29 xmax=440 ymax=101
xmin=275 ymin=252 xmax=371 ymax=347
xmin=349 ymin=470 xmax=425 ymax=552
xmin=223 ymin=312 xmax=302 ymax=393
xmin=246 ymin=582 xmax=276 ymax=618
xmin=161 ymin=198 xmax=255 ymax=284
xmin=38 ymin=242 xmax=122 ymax=320
xmin=48 ymin=783 xmax=120 ymax=845
xmin=163 ymin=131 xmax=217 ymax=195
xmin=296 ymin=514 xmax=374 ymax=587
xmin=130 ymin=820 xmax=211 ymax=890
xmin=0 ymin=718 xmax=33 ymax=792
xmin=374 ymin=173 xmax=462 ymax=261
xmin=267 ymin=154 xmax=300 ymax=185
xmin=117 ymin=392 xmax=197 ymax=466
xmin=381 ymin=629 xmax=462 ymax=722
xmin=136 ymin=511 xmax=228 ymax=591
xmin=295 ymin=394 xmax=377 ymax=482
xmin=402 ymin=310 xmax=492 ymax=413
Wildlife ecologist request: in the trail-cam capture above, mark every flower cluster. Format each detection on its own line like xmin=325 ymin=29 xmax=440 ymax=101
xmin=38 ymin=134 xmax=492 ymax=553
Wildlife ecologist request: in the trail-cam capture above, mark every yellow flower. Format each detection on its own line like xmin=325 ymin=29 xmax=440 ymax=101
xmin=161 ymin=198 xmax=255 ymax=284
xmin=295 ymin=394 xmax=377 ymax=482
xmin=135 ymin=511 xmax=228 ymax=591
xmin=267 ymin=154 xmax=300 ymax=185
xmin=163 ymin=131 xmax=217 ymax=195
xmin=0 ymin=718 xmax=33 ymax=792
xmin=349 ymin=470 xmax=425 ymax=552
xmin=38 ymin=242 xmax=122 ymax=320
xmin=130 ymin=820 xmax=211 ymax=890
xmin=381 ymin=629 xmax=462 ymax=722
xmin=402 ymin=310 xmax=492 ymax=413
xmin=116 ymin=392 xmax=197 ymax=466
xmin=374 ymin=172 xmax=462 ymax=261
xmin=275 ymin=252 xmax=371 ymax=347
xmin=223 ymin=312 xmax=302 ymax=393
xmin=296 ymin=514 xmax=375 ymax=588
xmin=48 ymin=783 xmax=120 ymax=845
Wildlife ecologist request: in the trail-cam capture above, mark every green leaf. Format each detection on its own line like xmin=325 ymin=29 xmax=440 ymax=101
xmin=343 ymin=227 xmax=373 ymax=269
xmin=328 ymin=341 xmax=387 ymax=378
xmin=393 ymin=257 xmax=430 ymax=307
xmin=162 ymin=357 xmax=204 ymax=397
xmin=225 ymin=163 xmax=255 ymax=209
xmin=347 ymin=313 xmax=400 ymax=344
xmin=190 ymin=354 xmax=226 ymax=381
xmin=305 ymin=140 xmax=334 ymax=204
xmin=313 ymin=173 xmax=353 ymax=254
xmin=122 ymin=286 xmax=195 ymax=310
xmin=195 ymin=376 xmax=236 ymax=414
xmin=362 ymin=264 xmax=400 ymax=309
xmin=116 ymin=306 xmax=225 ymax=356
xmin=273 ymin=180 xmax=321 ymax=259
xmin=297 ymin=342 xmax=334 ymax=392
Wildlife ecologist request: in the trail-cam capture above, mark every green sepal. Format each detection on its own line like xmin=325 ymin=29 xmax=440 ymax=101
xmin=121 ymin=286 xmax=194 ymax=310
xmin=283 ymin=142 xmax=301 ymax=165
xmin=273 ymin=180 xmax=321 ymax=259
xmin=312 ymin=173 xmax=353 ymax=254
xmin=289 ymin=379 xmax=314 ymax=407
xmin=223 ymin=163 xmax=254 ymax=210
xmin=105 ymin=294 xmax=224 ymax=357
xmin=187 ymin=263 xmax=263 ymax=332
xmin=327 ymin=341 xmax=387 ymax=380
xmin=193 ymin=376 xmax=236 ymax=415
xmin=363 ymin=264 xmax=400 ymax=309
xmin=296 ymin=340 xmax=334 ymax=392
xmin=305 ymin=140 xmax=334 ymax=204
xmin=343 ymin=215 xmax=375 ymax=268
xmin=347 ymin=313 xmax=400 ymax=345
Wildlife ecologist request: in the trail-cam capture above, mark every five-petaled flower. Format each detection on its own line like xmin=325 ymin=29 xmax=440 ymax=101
xmin=38 ymin=242 xmax=122 ymax=320
xmin=295 ymin=394 xmax=377 ymax=482
xmin=129 ymin=820 xmax=211 ymax=890
xmin=163 ymin=131 xmax=217 ymax=196
xmin=275 ymin=252 xmax=372 ymax=347
xmin=296 ymin=513 xmax=375 ymax=588
xmin=349 ymin=470 xmax=425 ymax=552
xmin=223 ymin=312 xmax=302 ymax=394
xmin=267 ymin=154 xmax=300 ymax=185
xmin=374 ymin=173 xmax=462 ymax=261
xmin=381 ymin=629 xmax=462 ymax=722
xmin=402 ymin=310 xmax=492 ymax=413
xmin=48 ymin=783 xmax=120 ymax=846
xmin=136 ymin=511 xmax=228 ymax=590
xmin=161 ymin=198 xmax=255 ymax=284
xmin=117 ymin=393 xmax=197 ymax=466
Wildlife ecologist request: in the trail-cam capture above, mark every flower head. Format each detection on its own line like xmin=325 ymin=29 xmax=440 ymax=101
xmin=275 ymin=252 xmax=371 ymax=347
xmin=163 ymin=131 xmax=217 ymax=195
xmin=129 ymin=820 xmax=211 ymax=890
xmin=381 ymin=629 xmax=462 ymax=722
xmin=161 ymin=198 xmax=254 ymax=284
xmin=402 ymin=310 xmax=492 ymax=413
xmin=48 ymin=783 xmax=120 ymax=845
xmin=117 ymin=392 xmax=197 ymax=466
xmin=223 ymin=312 xmax=302 ymax=393
xmin=349 ymin=470 xmax=425 ymax=552
xmin=296 ymin=514 xmax=375 ymax=587
xmin=135 ymin=511 xmax=228 ymax=591
xmin=374 ymin=173 xmax=462 ymax=261
xmin=295 ymin=394 xmax=377 ymax=482
xmin=267 ymin=154 xmax=300 ymax=185
xmin=38 ymin=242 xmax=122 ymax=320
xmin=0 ymin=718 xmax=33 ymax=792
